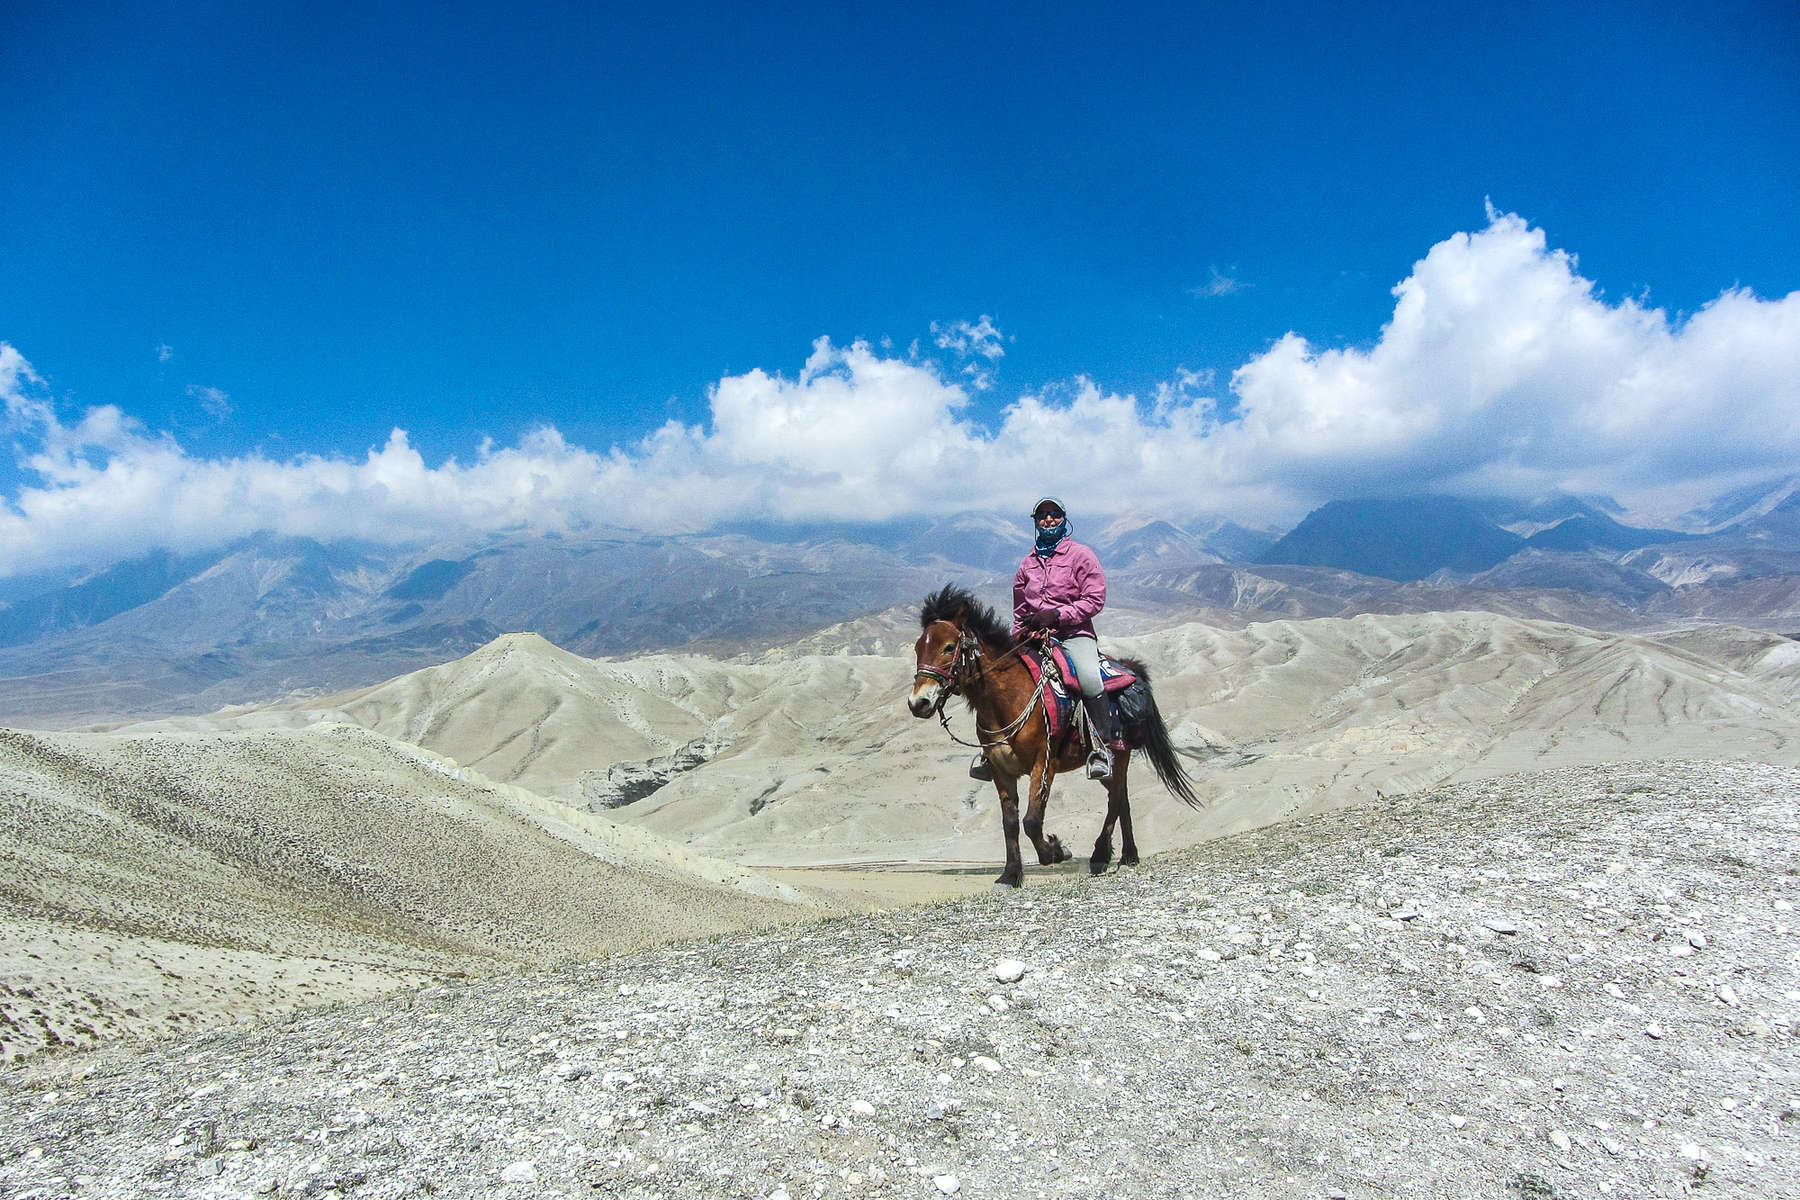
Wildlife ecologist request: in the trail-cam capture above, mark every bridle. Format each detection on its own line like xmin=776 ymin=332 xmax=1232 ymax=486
xmin=914 ymin=625 xmax=1047 ymax=750
xmin=913 ymin=628 xmax=981 ymax=703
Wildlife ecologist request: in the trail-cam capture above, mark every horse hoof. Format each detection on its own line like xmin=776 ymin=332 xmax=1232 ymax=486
xmin=1088 ymin=858 xmax=1110 ymax=876
xmin=992 ymin=880 xmax=1020 ymax=892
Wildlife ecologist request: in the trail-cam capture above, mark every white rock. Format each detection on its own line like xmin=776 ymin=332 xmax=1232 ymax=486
xmin=1669 ymin=945 xmax=1694 ymax=958
xmin=1680 ymin=1142 xmax=1707 ymax=1162
xmin=1644 ymin=1023 xmax=1665 ymax=1039
xmin=1483 ymin=918 xmax=1518 ymax=935
xmin=1717 ymin=984 xmax=1740 ymax=1007
xmin=501 ymin=1161 xmax=538 ymax=1185
xmin=851 ymin=1100 xmax=876 ymax=1116
xmin=994 ymin=959 xmax=1027 ymax=983
xmin=769 ymin=1189 xmax=792 ymax=1200
xmin=1196 ymin=948 xmax=1223 ymax=962
xmin=1688 ymin=932 xmax=1707 ymax=950
xmin=972 ymin=1055 xmax=1002 ymax=1074
xmin=1448 ymin=1114 xmax=1468 ymax=1129
xmin=986 ymin=994 xmax=1009 ymax=1013
xmin=934 ymin=1175 xmax=962 ymax=1195
xmin=1548 ymin=1130 xmax=1572 ymax=1153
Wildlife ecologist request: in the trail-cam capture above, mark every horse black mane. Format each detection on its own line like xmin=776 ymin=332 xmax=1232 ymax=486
xmin=919 ymin=585 xmax=1016 ymax=651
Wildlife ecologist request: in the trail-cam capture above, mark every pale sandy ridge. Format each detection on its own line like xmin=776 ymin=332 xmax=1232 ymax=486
xmin=132 ymin=612 xmax=1800 ymax=868
xmin=0 ymin=723 xmax=832 ymax=1062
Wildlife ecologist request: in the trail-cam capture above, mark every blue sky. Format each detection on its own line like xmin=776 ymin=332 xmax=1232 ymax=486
xmin=3 ymin=1 xmax=1799 ymax=574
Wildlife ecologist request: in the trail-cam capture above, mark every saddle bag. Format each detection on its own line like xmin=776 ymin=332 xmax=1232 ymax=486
xmin=1114 ymin=677 xmax=1153 ymax=731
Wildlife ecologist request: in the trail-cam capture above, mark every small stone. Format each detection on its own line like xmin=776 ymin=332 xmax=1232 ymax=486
xmin=1669 ymin=945 xmax=1694 ymax=958
xmin=1688 ymin=931 xmax=1707 ymax=950
xmin=934 ymin=1175 xmax=962 ymax=1195
xmin=1644 ymin=1023 xmax=1665 ymax=1039
xmin=1403 ymin=1030 xmax=1428 ymax=1043
xmin=1483 ymin=918 xmax=1518 ymax=935
xmin=1393 ymin=909 xmax=1421 ymax=921
xmin=1548 ymin=1130 xmax=1572 ymax=1153
xmin=501 ymin=1161 xmax=538 ymax=1185
xmin=1196 ymin=948 xmax=1223 ymax=962
xmin=769 ymin=1189 xmax=791 ymax=1200
xmin=552 ymin=1062 xmax=593 ymax=1081
xmin=1448 ymin=1114 xmax=1467 ymax=1129
xmin=986 ymin=994 xmax=1009 ymax=1013
xmin=1602 ymin=1137 xmax=1624 ymax=1156
xmin=851 ymin=1100 xmax=876 ymax=1116
xmin=1680 ymin=1142 xmax=1707 ymax=1161
xmin=971 ymin=1055 xmax=1002 ymax=1074
xmin=1716 ymin=984 xmax=1740 ymax=1007
xmin=1604 ymin=983 xmax=1626 ymax=999
xmin=926 ymin=1102 xmax=944 ymax=1120
xmin=994 ymin=959 xmax=1027 ymax=983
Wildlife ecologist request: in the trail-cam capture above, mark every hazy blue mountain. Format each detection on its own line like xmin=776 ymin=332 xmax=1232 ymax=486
xmin=0 ymin=490 xmax=1795 ymax=727
xmin=1673 ymin=475 xmax=1800 ymax=533
xmin=1524 ymin=513 xmax=1689 ymax=553
xmin=1258 ymin=497 xmax=1526 ymax=582
xmin=0 ymin=548 xmax=227 ymax=647
xmin=1474 ymin=493 xmax=1620 ymax=537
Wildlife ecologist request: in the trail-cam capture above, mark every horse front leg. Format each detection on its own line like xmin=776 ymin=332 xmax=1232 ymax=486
xmin=993 ymin=773 xmax=1024 ymax=889
xmin=1022 ymin=760 xmax=1071 ymax=867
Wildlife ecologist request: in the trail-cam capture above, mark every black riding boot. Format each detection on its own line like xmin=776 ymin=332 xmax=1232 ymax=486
xmin=1082 ymin=696 xmax=1117 ymax=780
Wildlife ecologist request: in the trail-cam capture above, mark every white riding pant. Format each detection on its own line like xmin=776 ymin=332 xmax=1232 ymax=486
xmin=1060 ymin=634 xmax=1105 ymax=700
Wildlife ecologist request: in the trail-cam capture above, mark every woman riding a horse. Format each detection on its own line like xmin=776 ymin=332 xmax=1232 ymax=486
xmin=991 ymin=496 xmax=1120 ymax=781
xmin=908 ymin=499 xmax=1199 ymax=888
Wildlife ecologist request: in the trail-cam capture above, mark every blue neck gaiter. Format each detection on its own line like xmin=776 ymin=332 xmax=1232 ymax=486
xmin=1035 ymin=520 xmax=1069 ymax=557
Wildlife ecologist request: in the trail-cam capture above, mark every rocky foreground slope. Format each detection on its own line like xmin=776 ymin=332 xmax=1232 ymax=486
xmin=5 ymin=760 xmax=1795 ymax=1199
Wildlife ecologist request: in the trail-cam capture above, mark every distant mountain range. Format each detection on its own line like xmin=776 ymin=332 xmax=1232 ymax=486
xmin=0 ymin=480 xmax=1795 ymax=727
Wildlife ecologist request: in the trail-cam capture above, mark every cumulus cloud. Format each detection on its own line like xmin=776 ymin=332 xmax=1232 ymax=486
xmin=3 ymin=209 xmax=1798 ymax=576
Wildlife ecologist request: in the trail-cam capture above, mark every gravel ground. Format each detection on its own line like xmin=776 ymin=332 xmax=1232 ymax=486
xmin=3 ymin=759 xmax=1796 ymax=1200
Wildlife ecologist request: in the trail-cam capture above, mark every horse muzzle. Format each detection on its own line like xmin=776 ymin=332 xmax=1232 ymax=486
xmin=907 ymin=680 xmax=940 ymax=718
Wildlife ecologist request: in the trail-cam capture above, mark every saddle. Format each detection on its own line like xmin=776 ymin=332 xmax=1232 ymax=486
xmin=1020 ymin=637 xmax=1139 ymax=747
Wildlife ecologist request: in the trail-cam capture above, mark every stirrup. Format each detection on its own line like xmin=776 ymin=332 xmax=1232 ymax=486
xmin=1085 ymin=747 xmax=1112 ymax=781
xmin=969 ymin=753 xmax=993 ymax=781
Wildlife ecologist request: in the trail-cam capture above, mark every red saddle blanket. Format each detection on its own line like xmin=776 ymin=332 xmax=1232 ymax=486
xmin=1020 ymin=642 xmax=1138 ymax=742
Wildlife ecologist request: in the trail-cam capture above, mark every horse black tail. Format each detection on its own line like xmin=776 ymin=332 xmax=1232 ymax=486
xmin=1115 ymin=657 xmax=1204 ymax=810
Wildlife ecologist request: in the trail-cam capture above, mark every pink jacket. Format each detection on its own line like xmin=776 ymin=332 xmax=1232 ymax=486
xmin=1013 ymin=539 xmax=1105 ymax=640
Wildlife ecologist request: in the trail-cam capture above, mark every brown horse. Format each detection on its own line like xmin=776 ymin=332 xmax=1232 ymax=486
xmin=907 ymin=585 xmax=1201 ymax=888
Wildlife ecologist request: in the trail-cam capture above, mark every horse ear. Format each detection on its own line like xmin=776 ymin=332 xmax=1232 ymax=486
xmin=952 ymin=604 xmax=968 ymax=626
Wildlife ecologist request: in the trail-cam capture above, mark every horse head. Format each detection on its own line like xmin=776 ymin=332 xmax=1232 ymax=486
xmin=908 ymin=614 xmax=967 ymax=717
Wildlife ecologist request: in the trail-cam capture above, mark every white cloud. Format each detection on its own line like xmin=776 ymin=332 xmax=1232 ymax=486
xmin=3 ymin=209 xmax=1798 ymax=576
xmin=187 ymin=384 xmax=232 ymax=421
xmin=156 ymin=343 xmax=174 ymax=364
xmin=930 ymin=315 xmax=1006 ymax=391
xmin=1189 ymin=265 xmax=1248 ymax=298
